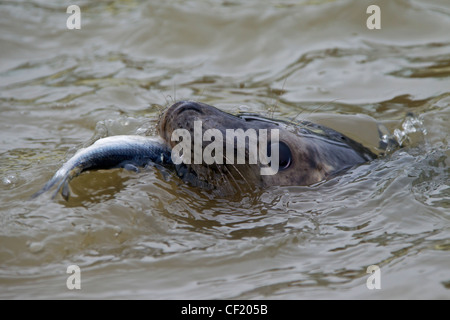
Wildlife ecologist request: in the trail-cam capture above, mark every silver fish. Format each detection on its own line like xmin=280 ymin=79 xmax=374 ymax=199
xmin=32 ymin=135 xmax=172 ymax=200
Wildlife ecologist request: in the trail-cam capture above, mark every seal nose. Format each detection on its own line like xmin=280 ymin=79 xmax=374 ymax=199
xmin=169 ymin=100 xmax=204 ymax=116
xmin=159 ymin=101 xmax=205 ymax=143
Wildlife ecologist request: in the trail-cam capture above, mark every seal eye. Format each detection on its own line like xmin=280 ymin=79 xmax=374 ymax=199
xmin=267 ymin=141 xmax=292 ymax=171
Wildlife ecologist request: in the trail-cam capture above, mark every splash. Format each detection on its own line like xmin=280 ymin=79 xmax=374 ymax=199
xmin=393 ymin=113 xmax=427 ymax=147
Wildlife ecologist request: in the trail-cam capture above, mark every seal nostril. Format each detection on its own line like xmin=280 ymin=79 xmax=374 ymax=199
xmin=175 ymin=101 xmax=204 ymax=116
xmin=177 ymin=106 xmax=204 ymax=116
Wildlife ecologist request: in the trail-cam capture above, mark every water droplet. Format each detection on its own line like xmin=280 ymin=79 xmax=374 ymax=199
xmin=28 ymin=242 xmax=44 ymax=253
xmin=114 ymin=226 xmax=122 ymax=237
xmin=393 ymin=114 xmax=426 ymax=147
xmin=2 ymin=175 xmax=17 ymax=186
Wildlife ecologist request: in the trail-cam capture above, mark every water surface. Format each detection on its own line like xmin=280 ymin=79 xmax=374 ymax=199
xmin=0 ymin=0 xmax=449 ymax=299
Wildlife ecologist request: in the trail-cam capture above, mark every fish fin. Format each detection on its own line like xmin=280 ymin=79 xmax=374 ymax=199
xmin=147 ymin=163 xmax=171 ymax=181
xmin=30 ymin=172 xmax=63 ymax=199
xmin=51 ymin=176 xmax=67 ymax=200
xmin=61 ymin=179 xmax=71 ymax=201
xmin=34 ymin=167 xmax=79 ymax=201
xmin=123 ymin=163 xmax=140 ymax=173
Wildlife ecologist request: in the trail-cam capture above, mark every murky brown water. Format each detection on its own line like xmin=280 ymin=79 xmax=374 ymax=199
xmin=1 ymin=0 xmax=449 ymax=299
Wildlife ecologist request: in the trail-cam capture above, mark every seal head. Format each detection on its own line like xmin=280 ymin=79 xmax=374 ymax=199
xmin=159 ymin=101 xmax=376 ymax=193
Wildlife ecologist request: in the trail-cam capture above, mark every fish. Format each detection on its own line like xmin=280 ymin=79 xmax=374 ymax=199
xmin=31 ymin=135 xmax=172 ymax=200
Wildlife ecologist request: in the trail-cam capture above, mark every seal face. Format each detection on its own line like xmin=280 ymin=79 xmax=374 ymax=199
xmin=159 ymin=101 xmax=376 ymax=194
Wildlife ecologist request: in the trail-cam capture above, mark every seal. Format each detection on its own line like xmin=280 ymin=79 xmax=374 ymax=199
xmin=34 ymin=100 xmax=378 ymax=199
xmin=159 ymin=101 xmax=377 ymax=194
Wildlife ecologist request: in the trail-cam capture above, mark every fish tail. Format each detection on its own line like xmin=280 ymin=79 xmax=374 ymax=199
xmin=60 ymin=177 xmax=71 ymax=201
xmin=30 ymin=173 xmax=62 ymax=199
xmin=31 ymin=167 xmax=79 ymax=200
